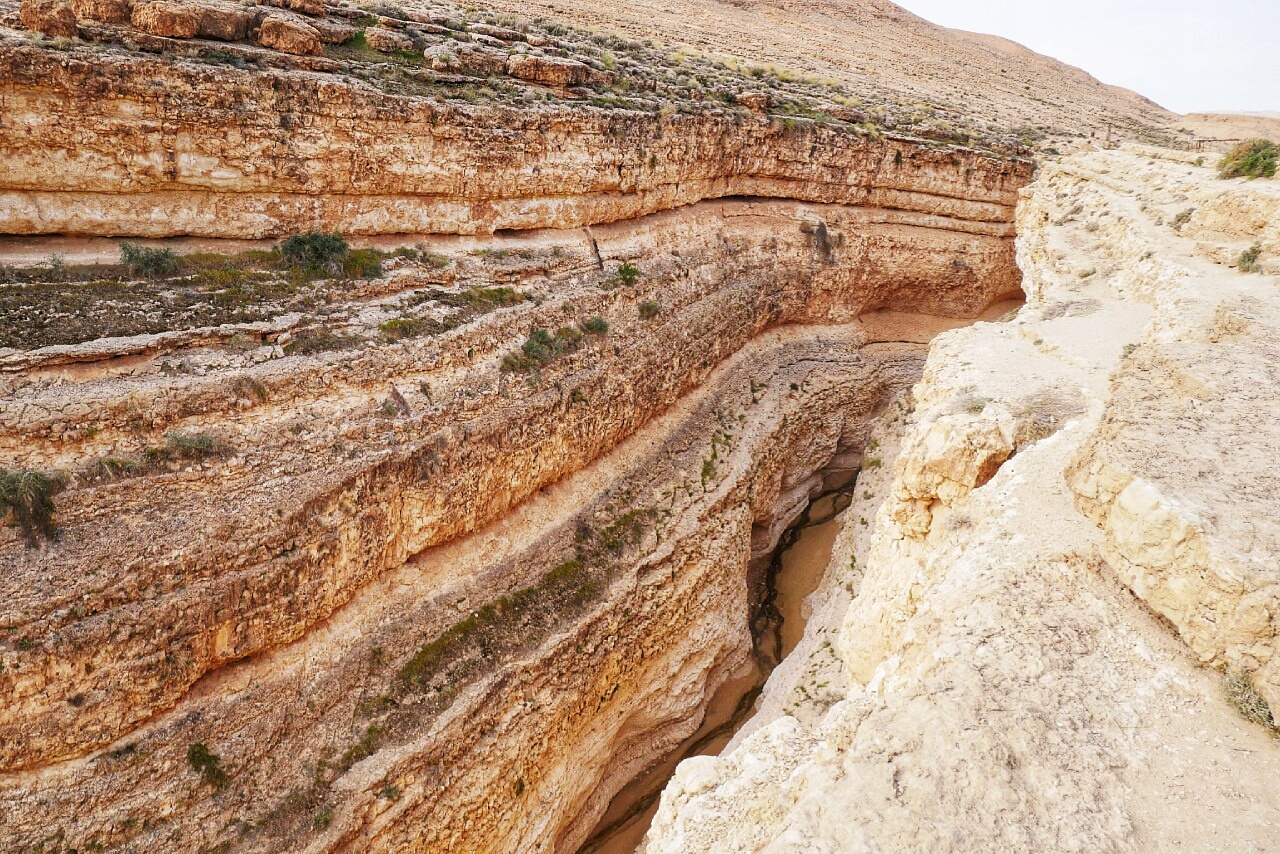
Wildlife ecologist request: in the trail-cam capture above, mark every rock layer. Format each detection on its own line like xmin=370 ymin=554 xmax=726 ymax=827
xmin=645 ymin=148 xmax=1280 ymax=853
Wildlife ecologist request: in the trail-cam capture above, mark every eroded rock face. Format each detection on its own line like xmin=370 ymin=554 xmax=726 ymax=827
xmin=18 ymin=0 xmax=78 ymax=37
xmin=131 ymin=0 xmax=199 ymax=37
xmin=506 ymin=54 xmax=595 ymax=86
xmin=0 ymin=149 xmax=1023 ymax=851
xmin=255 ymin=13 xmax=320 ymax=55
xmin=644 ymin=148 xmax=1280 ymax=853
xmin=70 ymin=0 xmax=129 ymax=24
xmin=363 ymin=24 xmax=411 ymax=53
xmin=0 ymin=37 xmax=1027 ymax=238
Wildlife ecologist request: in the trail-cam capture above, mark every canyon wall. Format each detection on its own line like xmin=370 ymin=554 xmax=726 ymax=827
xmin=0 ymin=32 xmax=1022 ymax=239
xmin=0 ymin=105 xmax=1027 ymax=850
xmin=646 ymin=148 xmax=1280 ymax=852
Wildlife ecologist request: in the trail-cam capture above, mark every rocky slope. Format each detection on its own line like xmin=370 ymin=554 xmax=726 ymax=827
xmin=485 ymin=0 xmax=1180 ymax=143
xmin=646 ymin=147 xmax=1280 ymax=852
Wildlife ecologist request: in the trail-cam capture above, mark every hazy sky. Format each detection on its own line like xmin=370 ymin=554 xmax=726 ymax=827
xmin=895 ymin=0 xmax=1280 ymax=114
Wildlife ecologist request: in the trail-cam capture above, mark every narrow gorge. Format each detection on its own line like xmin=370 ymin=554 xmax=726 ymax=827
xmin=3 ymin=0 xmax=1278 ymax=852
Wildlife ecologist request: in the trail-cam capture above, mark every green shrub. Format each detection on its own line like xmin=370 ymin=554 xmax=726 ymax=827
xmin=119 ymin=242 xmax=181 ymax=278
xmin=280 ymin=233 xmax=349 ymax=274
xmin=638 ymin=299 xmax=662 ymax=319
xmin=616 ymin=262 xmax=641 ymax=286
xmin=1218 ymin=139 xmax=1277 ymax=179
xmin=0 ymin=468 xmax=65 ymax=547
xmin=581 ymin=315 xmax=609 ymax=335
xmin=1238 ymin=243 xmax=1263 ymax=273
xmin=500 ymin=325 xmax=585 ymax=373
xmin=187 ymin=742 xmax=229 ymax=789
xmin=378 ymin=317 xmax=422 ymax=340
xmin=342 ymin=247 xmax=385 ymax=279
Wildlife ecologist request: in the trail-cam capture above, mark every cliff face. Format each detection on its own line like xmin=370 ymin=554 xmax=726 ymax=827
xmin=0 ymin=103 xmax=1027 ymax=849
xmin=0 ymin=22 xmax=1025 ymax=238
xmin=646 ymin=148 xmax=1280 ymax=852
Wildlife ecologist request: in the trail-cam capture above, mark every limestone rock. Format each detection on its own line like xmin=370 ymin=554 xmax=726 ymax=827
xmin=70 ymin=0 xmax=130 ymax=24
xmin=308 ymin=15 xmax=353 ymax=43
xmin=469 ymin=22 xmax=522 ymax=42
xmin=255 ymin=14 xmax=321 ymax=54
xmin=505 ymin=54 xmax=593 ymax=87
xmin=738 ymin=91 xmax=770 ymax=113
xmin=131 ymin=0 xmax=199 ymax=37
xmin=194 ymin=0 xmax=251 ymax=40
xmin=19 ymin=0 xmax=78 ymax=36
xmin=363 ymin=24 xmax=411 ymax=53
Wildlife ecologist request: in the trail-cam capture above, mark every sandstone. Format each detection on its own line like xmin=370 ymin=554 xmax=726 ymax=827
xmin=505 ymin=53 xmax=593 ymax=87
xmin=738 ymin=91 xmax=770 ymax=113
xmin=194 ymin=0 xmax=251 ymax=41
xmin=70 ymin=0 xmax=130 ymax=24
xmin=307 ymin=14 xmax=353 ymax=43
xmin=363 ymin=24 xmax=412 ymax=53
xmin=255 ymin=14 xmax=321 ymax=54
xmin=469 ymin=22 xmax=522 ymax=41
xmin=130 ymin=0 xmax=198 ymax=37
xmin=19 ymin=0 xmax=78 ymax=37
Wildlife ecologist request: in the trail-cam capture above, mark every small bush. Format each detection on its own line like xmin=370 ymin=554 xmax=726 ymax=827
xmin=1225 ymin=670 xmax=1277 ymax=733
xmin=342 ymin=247 xmax=385 ymax=279
xmin=0 ymin=468 xmax=66 ymax=547
xmin=581 ymin=315 xmax=609 ymax=335
xmin=1238 ymin=243 xmax=1263 ymax=273
xmin=378 ymin=317 xmax=422 ymax=340
xmin=152 ymin=431 xmax=232 ymax=462
xmin=1218 ymin=140 xmax=1277 ymax=180
xmin=187 ymin=742 xmax=229 ymax=790
xmin=500 ymin=325 xmax=586 ymax=373
xmin=638 ymin=299 xmax=662 ymax=319
xmin=280 ymin=233 xmax=349 ymax=274
xmin=616 ymin=262 xmax=641 ymax=286
xmin=120 ymin=242 xmax=181 ymax=278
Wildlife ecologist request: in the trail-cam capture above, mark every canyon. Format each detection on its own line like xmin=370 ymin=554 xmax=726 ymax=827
xmin=1 ymin=0 xmax=1278 ymax=852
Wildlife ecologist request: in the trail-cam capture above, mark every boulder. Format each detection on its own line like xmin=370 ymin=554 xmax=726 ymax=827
xmin=309 ymin=15 xmax=354 ymax=43
xmin=256 ymin=14 xmax=321 ymax=54
xmin=20 ymin=0 xmax=79 ymax=35
xmin=505 ymin=54 xmax=592 ymax=87
xmin=363 ymin=25 xmax=412 ymax=53
xmin=468 ymin=23 xmax=522 ymax=42
xmin=423 ymin=43 xmax=460 ymax=72
xmin=131 ymin=0 xmax=199 ymax=37
xmin=195 ymin=1 xmax=251 ymax=40
xmin=70 ymin=0 xmax=131 ymax=24
xmin=285 ymin=0 xmax=323 ymax=17
xmin=472 ymin=33 xmax=504 ymax=49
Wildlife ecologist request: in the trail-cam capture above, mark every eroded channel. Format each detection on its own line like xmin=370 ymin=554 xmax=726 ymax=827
xmin=580 ymin=480 xmax=857 ymax=853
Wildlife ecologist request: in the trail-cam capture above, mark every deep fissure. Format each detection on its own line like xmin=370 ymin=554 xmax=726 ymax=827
xmin=579 ymin=466 xmax=863 ymax=853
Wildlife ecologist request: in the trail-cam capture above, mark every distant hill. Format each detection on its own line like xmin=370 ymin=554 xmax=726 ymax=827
xmin=488 ymin=0 xmax=1181 ymax=142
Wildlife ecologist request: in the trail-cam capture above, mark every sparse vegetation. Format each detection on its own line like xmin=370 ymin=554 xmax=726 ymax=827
xmin=1238 ymin=243 xmax=1263 ymax=273
xmin=581 ymin=315 xmax=609 ymax=335
xmin=499 ymin=318 xmax=605 ymax=373
xmin=187 ymin=742 xmax=229 ymax=790
xmin=280 ymin=232 xmax=350 ymax=274
xmin=0 ymin=468 xmax=66 ymax=547
xmin=1224 ymin=670 xmax=1277 ymax=733
xmin=616 ymin=262 xmax=641 ymax=286
xmin=120 ymin=242 xmax=181 ymax=278
xmin=1218 ymin=139 xmax=1277 ymax=180
xmin=638 ymin=299 xmax=663 ymax=319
